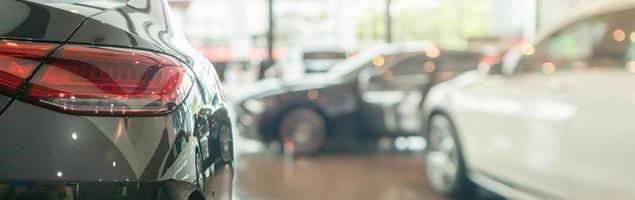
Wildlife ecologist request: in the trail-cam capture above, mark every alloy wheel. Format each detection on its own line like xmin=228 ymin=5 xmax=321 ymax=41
xmin=425 ymin=115 xmax=460 ymax=193
xmin=195 ymin=149 xmax=205 ymax=189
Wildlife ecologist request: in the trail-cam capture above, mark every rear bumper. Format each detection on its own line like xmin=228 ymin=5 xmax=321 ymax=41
xmin=0 ymin=181 xmax=161 ymax=199
xmin=0 ymin=100 xmax=197 ymax=183
xmin=0 ymin=180 xmax=200 ymax=199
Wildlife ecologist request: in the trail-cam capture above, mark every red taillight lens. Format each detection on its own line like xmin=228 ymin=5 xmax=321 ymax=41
xmin=0 ymin=40 xmax=56 ymax=95
xmin=22 ymin=45 xmax=194 ymax=116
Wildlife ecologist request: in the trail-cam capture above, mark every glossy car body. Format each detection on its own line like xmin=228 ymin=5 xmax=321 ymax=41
xmin=234 ymin=44 xmax=480 ymax=154
xmin=0 ymin=0 xmax=233 ymax=199
xmin=423 ymin=1 xmax=635 ymax=199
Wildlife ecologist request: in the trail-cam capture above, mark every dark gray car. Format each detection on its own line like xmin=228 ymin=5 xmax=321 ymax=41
xmin=0 ymin=0 xmax=234 ymax=199
xmin=233 ymin=44 xmax=481 ymax=156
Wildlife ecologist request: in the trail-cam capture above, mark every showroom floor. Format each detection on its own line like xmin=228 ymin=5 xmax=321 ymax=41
xmin=205 ymin=139 xmax=442 ymax=200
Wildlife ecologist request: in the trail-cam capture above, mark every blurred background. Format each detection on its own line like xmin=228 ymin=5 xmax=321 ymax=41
xmin=167 ymin=0 xmax=610 ymax=199
xmin=165 ymin=0 xmax=595 ymax=86
xmin=169 ymin=0 xmax=533 ymax=84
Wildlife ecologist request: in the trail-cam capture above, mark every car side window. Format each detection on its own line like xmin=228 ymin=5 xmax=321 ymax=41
xmin=363 ymin=53 xmax=424 ymax=90
xmin=516 ymin=21 xmax=606 ymax=75
xmin=381 ymin=52 xmax=480 ymax=81
xmin=442 ymin=53 xmax=481 ymax=72
xmin=377 ymin=54 xmax=432 ymax=89
xmin=437 ymin=53 xmax=481 ymax=80
xmin=589 ymin=10 xmax=635 ymax=70
xmin=389 ymin=54 xmax=430 ymax=76
xmin=515 ymin=10 xmax=635 ymax=75
xmin=365 ymin=53 xmax=404 ymax=80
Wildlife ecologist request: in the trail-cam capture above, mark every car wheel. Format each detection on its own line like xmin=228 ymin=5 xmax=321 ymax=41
xmin=425 ymin=114 xmax=475 ymax=197
xmin=279 ymin=108 xmax=326 ymax=156
xmin=195 ymin=149 xmax=205 ymax=189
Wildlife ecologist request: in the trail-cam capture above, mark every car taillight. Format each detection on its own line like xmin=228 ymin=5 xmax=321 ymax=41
xmin=22 ymin=45 xmax=194 ymax=116
xmin=0 ymin=40 xmax=57 ymax=96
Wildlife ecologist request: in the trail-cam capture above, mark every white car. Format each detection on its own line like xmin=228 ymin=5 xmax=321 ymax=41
xmin=423 ymin=1 xmax=635 ymax=199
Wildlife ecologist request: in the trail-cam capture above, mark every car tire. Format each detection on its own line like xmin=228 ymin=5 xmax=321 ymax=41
xmin=208 ymin=116 xmax=234 ymax=167
xmin=425 ymin=114 xmax=475 ymax=198
xmin=279 ymin=108 xmax=326 ymax=156
xmin=195 ymin=148 xmax=205 ymax=190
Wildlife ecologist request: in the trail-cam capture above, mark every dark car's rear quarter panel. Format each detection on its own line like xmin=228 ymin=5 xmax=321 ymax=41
xmin=1 ymin=1 xmax=84 ymax=41
xmin=0 ymin=0 xmax=125 ymax=42
xmin=66 ymin=0 xmax=224 ymax=108
xmin=67 ymin=0 xmax=192 ymax=65
xmin=0 ymin=1 xmax=230 ymax=196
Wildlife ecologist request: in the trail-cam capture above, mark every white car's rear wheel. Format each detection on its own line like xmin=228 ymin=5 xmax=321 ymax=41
xmin=425 ymin=114 xmax=474 ymax=197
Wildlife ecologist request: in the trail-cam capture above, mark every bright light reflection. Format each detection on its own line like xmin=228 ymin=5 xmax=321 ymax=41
xmin=307 ymin=89 xmax=319 ymax=100
xmin=423 ymin=61 xmax=436 ymax=73
xmin=613 ymin=29 xmax=626 ymax=41
xmin=542 ymin=62 xmax=556 ymax=74
xmin=522 ymin=44 xmax=535 ymax=55
xmin=372 ymin=56 xmax=385 ymax=67
xmin=425 ymin=46 xmax=441 ymax=58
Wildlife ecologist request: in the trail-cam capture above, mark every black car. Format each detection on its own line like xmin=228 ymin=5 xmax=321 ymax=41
xmin=233 ymin=44 xmax=481 ymax=155
xmin=0 ymin=0 xmax=233 ymax=199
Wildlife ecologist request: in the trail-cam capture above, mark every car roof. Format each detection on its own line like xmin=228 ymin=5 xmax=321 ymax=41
xmin=535 ymin=0 xmax=635 ymax=43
